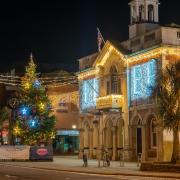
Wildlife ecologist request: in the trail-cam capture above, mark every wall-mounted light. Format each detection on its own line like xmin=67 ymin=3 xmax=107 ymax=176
xmin=72 ymin=125 xmax=76 ymax=129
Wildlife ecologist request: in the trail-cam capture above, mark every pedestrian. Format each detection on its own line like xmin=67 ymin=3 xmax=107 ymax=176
xmin=106 ymin=151 xmax=110 ymax=167
xmin=82 ymin=151 xmax=88 ymax=167
xmin=102 ymin=149 xmax=106 ymax=167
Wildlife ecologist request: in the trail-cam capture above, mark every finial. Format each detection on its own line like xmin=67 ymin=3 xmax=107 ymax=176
xmin=30 ymin=53 xmax=33 ymax=61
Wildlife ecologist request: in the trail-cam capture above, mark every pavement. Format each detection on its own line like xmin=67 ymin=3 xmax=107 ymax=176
xmin=0 ymin=156 xmax=180 ymax=179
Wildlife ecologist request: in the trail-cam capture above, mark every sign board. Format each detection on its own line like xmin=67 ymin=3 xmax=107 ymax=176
xmin=30 ymin=145 xmax=53 ymax=161
xmin=0 ymin=146 xmax=30 ymax=160
xmin=57 ymin=130 xmax=79 ymax=136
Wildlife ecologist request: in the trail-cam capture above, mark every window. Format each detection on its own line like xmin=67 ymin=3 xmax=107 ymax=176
xmin=111 ymin=78 xmax=118 ymax=94
xmin=110 ymin=65 xmax=121 ymax=95
xmin=150 ymin=118 xmax=157 ymax=148
xmin=107 ymin=81 xmax=110 ymax=95
xmin=148 ymin=5 xmax=154 ymax=22
xmin=134 ymin=65 xmax=142 ymax=94
xmin=177 ymin=32 xmax=180 ymax=39
xmin=139 ymin=5 xmax=144 ymax=22
xmin=148 ymin=60 xmax=156 ymax=86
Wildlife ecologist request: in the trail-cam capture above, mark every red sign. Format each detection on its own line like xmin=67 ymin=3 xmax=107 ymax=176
xmin=36 ymin=148 xmax=48 ymax=156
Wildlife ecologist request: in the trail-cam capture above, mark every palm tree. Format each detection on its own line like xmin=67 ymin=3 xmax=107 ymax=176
xmin=153 ymin=61 xmax=180 ymax=163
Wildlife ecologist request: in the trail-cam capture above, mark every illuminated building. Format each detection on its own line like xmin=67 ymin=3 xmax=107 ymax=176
xmin=78 ymin=0 xmax=180 ymax=161
xmin=47 ymin=83 xmax=79 ymax=155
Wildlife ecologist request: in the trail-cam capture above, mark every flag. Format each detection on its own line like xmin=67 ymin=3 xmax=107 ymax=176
xmin=97 ymin=28 xmax=105 ymax=52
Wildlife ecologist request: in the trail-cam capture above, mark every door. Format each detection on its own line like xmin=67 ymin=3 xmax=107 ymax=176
xmin=136 ymin=127 xmax=142 ymax=154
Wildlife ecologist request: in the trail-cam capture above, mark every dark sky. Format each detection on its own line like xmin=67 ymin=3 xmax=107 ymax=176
xmin=0 ymin=0 xmax=179 ymax=73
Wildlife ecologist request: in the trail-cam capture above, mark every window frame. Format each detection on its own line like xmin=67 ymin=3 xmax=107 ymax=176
xmin=150 ymin=118 xmax=157 ymax=148
xmin=177 ymin=32 xmax=180 ymax=39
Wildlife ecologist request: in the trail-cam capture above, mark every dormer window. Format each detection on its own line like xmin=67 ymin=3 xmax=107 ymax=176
xmin=177 ymin=32 xmax=180 ymax=39
xmin=106 ymin=65 xmax=121 ymax=95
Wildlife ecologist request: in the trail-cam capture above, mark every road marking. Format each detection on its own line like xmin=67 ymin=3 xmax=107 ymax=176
xmin=0 ymin=164 xmax=113 ymax=178
xmin=0 ymin=164 xmax=179 ymax=179
xmin=5 ymin=174 xmax=18 ymax=179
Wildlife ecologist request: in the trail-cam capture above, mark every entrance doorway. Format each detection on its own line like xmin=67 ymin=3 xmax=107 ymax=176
xmin=136 ymin=127 xmax=142 ymax=155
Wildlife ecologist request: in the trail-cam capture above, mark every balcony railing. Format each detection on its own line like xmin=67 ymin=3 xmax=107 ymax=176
xmin=96 ymin=95 xmax=123 ymax=110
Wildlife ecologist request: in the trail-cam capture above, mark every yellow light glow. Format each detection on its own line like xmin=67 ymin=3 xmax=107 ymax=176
xmin=96 ymin=95 xmax=123 ymax=109
xmin=78 ymin=46 xmax=180 ymax=81
xmin=39 ymin=102 xmax=45 ymax=111
xmin=24 ymin=82 xmax=30 ymax=89
xmin=13 ymin=126 xmax=21 ymax=136
xmin=78 ymin=69 xmax=98 ymax=80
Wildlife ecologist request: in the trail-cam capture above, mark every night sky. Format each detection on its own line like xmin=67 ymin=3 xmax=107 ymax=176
xmin=0 ymin=0 xmax=179 ymax=73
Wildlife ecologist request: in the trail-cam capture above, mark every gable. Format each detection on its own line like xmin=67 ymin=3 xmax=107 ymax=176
xmin=93 ymin=41 xmax=126 ymax=69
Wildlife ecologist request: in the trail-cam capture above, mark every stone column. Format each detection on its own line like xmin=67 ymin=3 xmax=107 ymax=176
xmin=89 ymin=128 xmax=93 ymax=159
xmin=79 ymin=129 xmax=84 ymax=158
xmin=99 ymin=113 xmax=103 ymax=159
xmin=93 ymin=126 xmax=98 ymax=158
xmin=122 ymin=70 xmax=131 ymax=161
xmin=157 ymin=126 xmax=164 ymax=161
xmin=135 ymin=0 xmax=139 ymax=21
xmin=112 ymin=126 xmax=117 ymax=160
xmin=141 ymin=125 xmax=147 ymax=162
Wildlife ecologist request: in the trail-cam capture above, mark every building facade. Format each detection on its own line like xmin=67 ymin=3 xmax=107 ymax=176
xmin=47 ymin=84 xmax=79 ymax=155
xmin=78 ymin=0 xmax=180 ymax=162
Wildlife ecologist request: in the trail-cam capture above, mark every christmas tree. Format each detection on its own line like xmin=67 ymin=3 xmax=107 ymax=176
xmin=13 ymin=55 xmax=56 ymax=145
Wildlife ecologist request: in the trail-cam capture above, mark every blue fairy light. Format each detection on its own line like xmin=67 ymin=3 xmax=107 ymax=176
xmin=33 ymin=79 xmax=41 ymax=88
xmin=20 ymin=106 xmax=30 ymax=116
xmin=29 ymin=118 xmax=38 ymax=128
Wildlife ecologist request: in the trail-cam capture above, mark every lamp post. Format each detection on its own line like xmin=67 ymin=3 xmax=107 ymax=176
xmin=8 ymin=96 xmax=19 ymax=145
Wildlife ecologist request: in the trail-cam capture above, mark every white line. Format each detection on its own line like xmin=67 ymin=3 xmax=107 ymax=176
xmin=0 ymin=164 xmax=115 ymax=178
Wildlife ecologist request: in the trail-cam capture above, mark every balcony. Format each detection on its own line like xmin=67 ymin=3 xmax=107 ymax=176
xmin=96 ymin=95 xmax=123 ymax=110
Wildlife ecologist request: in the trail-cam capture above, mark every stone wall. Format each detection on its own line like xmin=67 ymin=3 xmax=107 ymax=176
xmin=141 ymin=162 xmax=180 ymax=173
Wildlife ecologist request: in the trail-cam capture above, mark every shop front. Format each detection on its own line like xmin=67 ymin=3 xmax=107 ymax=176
xmin=53 ymin=130 xmax=79 ymax=155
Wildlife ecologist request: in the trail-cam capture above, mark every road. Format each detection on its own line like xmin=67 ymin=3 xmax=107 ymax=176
xmin=0 ymin=164 xmax=178 ymax=180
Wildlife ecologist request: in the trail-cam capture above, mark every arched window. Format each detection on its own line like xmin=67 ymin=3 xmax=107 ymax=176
xmin=139 ymin=5 xmax=144 ymax=22
xmin=108 ymin=66 xmax=121 ymax=95
xmin=148 ymin=5 xmax=154 ymax=22
xmin=150 ymin=117 xmax=157 ymax=148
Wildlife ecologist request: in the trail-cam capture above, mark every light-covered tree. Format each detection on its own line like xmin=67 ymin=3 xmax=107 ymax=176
xmin=14 ymin=56 xmax=56 ymax=145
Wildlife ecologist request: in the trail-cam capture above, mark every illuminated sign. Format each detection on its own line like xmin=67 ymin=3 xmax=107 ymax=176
xmin=96 ymin=95 xmax=123 ymax=109
xmin=36 ymin=148 xmax=48 ymax=156
xmin=57 ymin=130 xmax=79 ymax=136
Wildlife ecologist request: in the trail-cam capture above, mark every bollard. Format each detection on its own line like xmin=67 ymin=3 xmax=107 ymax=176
xmin=119 ymin=150 xmax=124 ymax=167
xmin=97 ymin=149 xmax=101 ymax=167
xmin=137 ymin=153 xmax=142 ymax=167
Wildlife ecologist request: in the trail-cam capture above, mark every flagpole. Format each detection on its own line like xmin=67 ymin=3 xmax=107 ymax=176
xmin=97 ymin=27 xmax=105 ymax=44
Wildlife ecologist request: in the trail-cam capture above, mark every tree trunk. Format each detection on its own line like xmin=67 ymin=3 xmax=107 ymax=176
xmin=171 ymin=127 xmax=180 ymax=164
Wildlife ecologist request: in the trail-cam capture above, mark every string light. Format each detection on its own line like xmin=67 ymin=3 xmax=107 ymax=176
xmin=39 ymin=102 xmax=45 ymax=111
xmin=13 ymin=125 xmax=21 ymax=136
